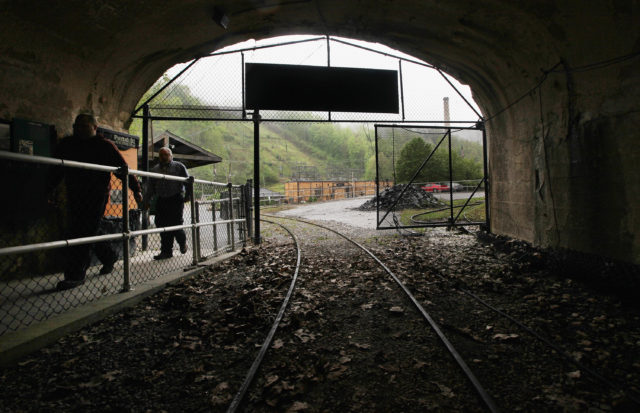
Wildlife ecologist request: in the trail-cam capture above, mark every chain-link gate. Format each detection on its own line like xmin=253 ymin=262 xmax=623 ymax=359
xmin=375 ymin=124 xmax=488 ymax=229
xmin=129 ymin=35 xmax=485 ymax=240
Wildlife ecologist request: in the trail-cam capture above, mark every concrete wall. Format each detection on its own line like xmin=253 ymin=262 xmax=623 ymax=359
xmin=0 ymin=0 xmax=638 ymax=263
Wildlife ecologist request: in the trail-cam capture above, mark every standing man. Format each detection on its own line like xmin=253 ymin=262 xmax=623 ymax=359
xmin=50 ymin=114 xmax=143 ymax=291
xmin=144 ymin=147 xmax=190 ymax=259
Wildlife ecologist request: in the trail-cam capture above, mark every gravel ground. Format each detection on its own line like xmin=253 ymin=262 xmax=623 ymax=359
xmin=276 ymin=197 xmax=378 ymax=229
xmin=1 ymin=200 xmax=639 ymax=412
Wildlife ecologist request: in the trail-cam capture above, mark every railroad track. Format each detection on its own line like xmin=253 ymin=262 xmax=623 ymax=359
xmin=226 ymin=215 xmax=640 ymax=412
xmin=227 ymin=215 xmax=498 ymax=412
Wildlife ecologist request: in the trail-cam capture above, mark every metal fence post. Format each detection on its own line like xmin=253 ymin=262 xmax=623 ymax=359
xmin=238 ymin=185 xmax=246 ymax=244
xmin=119 ymin=165 xmax=131 ymax=292
xmin=212 ymin=201 xmax=218 ymax=252
xmin=188 ymin=176 xmax=198 ymax=265
xmin=245 ymin=180 xmax=253 ymax=242
xmin=195 ymin=200 xmax=202 ymax=261
xmin=141 ymin=104 xmax=150 ymax=251
xmin=227 ymin=183 xmax=235 ymax=250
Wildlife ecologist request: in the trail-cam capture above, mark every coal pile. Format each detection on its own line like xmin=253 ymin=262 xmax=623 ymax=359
xmin=357 ymin=184 xmax=444 ymax=211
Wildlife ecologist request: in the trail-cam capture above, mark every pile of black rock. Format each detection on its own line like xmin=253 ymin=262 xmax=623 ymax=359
xmin=357 ymin=184 xmax=444 ymax=211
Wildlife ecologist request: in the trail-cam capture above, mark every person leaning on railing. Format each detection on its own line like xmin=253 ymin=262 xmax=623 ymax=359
xmin=47 ymin=114 xmax=143 ymax=291
xmin=142 ymin=147 xmax=191 ymax=260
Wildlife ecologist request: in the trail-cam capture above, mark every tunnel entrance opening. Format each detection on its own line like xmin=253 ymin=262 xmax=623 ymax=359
xmin=130 ymin=35 xmax=485 ymax=240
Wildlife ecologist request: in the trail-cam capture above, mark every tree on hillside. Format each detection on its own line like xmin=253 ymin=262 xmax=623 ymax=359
xmin=395 ymin=137 xmax=484 ymax=184
xmin=396 ymin=138 xmax=446 ymax=183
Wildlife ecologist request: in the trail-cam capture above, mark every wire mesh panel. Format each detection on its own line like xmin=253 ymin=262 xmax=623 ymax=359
xmin=374 ymin=124 xmax=487 ymax=229
xmin=0 ymin=155 xmax=133 ymax=334
xmin=0 ymin=152 xmax=249 ymax=336
xmin=134 ymin=35 xmax=482 ymax=124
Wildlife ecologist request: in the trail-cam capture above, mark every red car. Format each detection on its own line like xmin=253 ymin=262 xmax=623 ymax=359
xmin=421 ymin=183 xmax=450 ymax=193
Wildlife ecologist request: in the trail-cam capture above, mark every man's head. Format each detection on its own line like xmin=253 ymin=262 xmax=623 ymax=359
xmin=73 ymin=114 xmax=98 ymax=139
xmin=158 ymin=147 xmax=173 ymax=165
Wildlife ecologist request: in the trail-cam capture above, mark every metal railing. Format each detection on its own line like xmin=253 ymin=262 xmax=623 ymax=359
xmin=0 ymin=151 xmax=249 ymax=335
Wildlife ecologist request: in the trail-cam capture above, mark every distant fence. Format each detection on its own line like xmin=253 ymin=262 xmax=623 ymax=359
xmin=0 ymin=151 xmax=250 ymax=336
xmin=284 ymin=180 xmax=392 ymax=204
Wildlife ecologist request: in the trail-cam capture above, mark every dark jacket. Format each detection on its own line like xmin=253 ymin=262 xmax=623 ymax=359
xmin=49 ymin=134 xmax=142 ymax=205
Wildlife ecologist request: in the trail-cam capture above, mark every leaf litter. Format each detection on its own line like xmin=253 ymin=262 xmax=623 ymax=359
xmin=0 ymin=224 xmax=639 ymax=412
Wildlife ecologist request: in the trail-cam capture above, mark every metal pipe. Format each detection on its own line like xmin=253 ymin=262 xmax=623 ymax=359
xmin=241 ymin=52 xmax=246 ymax=120
xmin=0 ymin=151 xmax=117 ymax=172
xmin=253 ymin=111 xmax=261 ymax=244
xmin=448 ymin=129 xmax=454 ymax=224
xmin=436 ymin=68 xmax=485 ymax=120
xmin=195 ymin=196 xmax=202 ymax=260
xmin=189 ymin=177 xmax=198 ymax=264
xmin=451 ymin=179 xmax=486 ymax=224
xmin=399 ymin=59 xmax=405 ymax=121
xmin=131 ymin=114 xmax=479 ymax=124
xmin=126 ymin=220 xmax=242 ymax=237
xmin=133 ymin=170 xmax=186 ymax=181
xmin=130 ymin=224 xmax=194 ymax=237
xmin=212 ymin=201 xmax=218 ymax=252
xmin=141 ymin=105 xmax=150 ymax=251
xmin=208 ymin=35 xmax=325 ymax=57
xmin=327 ymin=35 xmax=332 ymax=123
xmin=377 ymin=222 xmax=486 ymax=230
xmin=245 ymin=180 xmax=253 ymax=241
xmin=481 ymin=123 xmax=490 ymax=230
xmin=375 ymin=125 xmax=380 ymax=228
xmin=0 ymin=233 xmax=122 ymax=256
xmin=121 ymin=165 xmax=131 ymax=292
xmin=238 ymin=185 xmax=245 ymax=243
xmin=228 ymin=183 xmax=235 ymax=250
xmin=132 ymin=57 xmax=201 ymax=115
xmin=193 ymin=219 xmax=243 ymax=228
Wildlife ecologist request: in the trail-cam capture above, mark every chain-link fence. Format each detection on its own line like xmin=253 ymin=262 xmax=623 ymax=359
xmin=374 ymin=124 xmax=488 ymax=229
xmin=0 ymin=151 xmax=249 ymax=336
xmin=132 ymin=35 xmax=483 ymax=124
xmin=283 ymin=180 xmax=391 ymax=204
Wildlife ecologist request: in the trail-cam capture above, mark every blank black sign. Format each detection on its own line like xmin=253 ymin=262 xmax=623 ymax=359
xmin=245 ymin=63 xmax=399 ymax=113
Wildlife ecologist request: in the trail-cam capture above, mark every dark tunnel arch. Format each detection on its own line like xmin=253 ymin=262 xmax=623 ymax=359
xmin=0 ymin=0 xmax=638 ymax=264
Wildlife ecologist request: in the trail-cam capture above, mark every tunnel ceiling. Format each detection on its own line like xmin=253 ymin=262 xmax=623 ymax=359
xmin=1 ymin=0 xmax=639 ymax=265
xmin=0 ymin=0 xmax=634 ymax=130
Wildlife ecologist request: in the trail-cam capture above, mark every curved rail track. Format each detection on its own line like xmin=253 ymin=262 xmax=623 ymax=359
xmin=227 ymin=216 xmax=498 ymax=412
xmin=226 ymin=215 xmax=640 ymax=412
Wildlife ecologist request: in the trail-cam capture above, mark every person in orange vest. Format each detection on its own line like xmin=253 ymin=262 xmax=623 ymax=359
xmin=49 ymin=114 xmax=143 ymax=291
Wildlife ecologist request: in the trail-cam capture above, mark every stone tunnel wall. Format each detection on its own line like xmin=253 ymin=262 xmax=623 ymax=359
xmin=0 ymin=0 xmax=638 ymax=264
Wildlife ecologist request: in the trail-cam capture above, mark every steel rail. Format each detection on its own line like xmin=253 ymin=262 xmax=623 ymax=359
xmin=226 ymin=219 xmax=302 ymax=413
xmin=263 ymin=214 xmax=500 ymax=412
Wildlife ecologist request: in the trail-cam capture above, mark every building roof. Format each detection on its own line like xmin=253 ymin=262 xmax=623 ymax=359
xmin=150 ymin=130 xmax=222 ymax=169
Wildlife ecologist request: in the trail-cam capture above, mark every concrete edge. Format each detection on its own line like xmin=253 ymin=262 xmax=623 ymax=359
xmin=0 ymin=250 xmax=241 ymax=368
